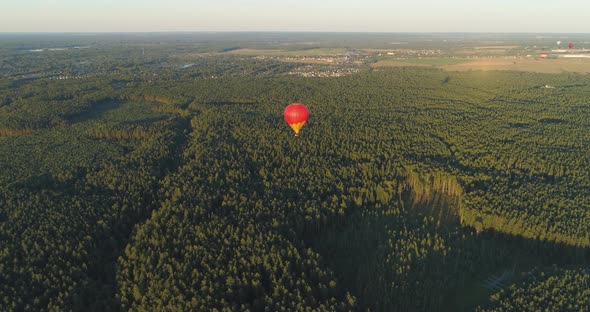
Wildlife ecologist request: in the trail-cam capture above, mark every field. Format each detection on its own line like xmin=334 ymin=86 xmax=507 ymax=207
xmin=226 ymin=47 xmax=348 ymax=56
xmin=372 ymin=57 xmax=590 ymax=73
xmin=372 ymin=57 xmax=468 ymax=67
xmin=442 ymin=58 xmax=590 ymax=73
xmin=453 ymin=45 xmax=521 ymax=55
xmin=279 ymin=57 xmax=342 ymax=64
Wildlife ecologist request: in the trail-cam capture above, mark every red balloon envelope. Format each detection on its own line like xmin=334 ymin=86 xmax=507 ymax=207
xmin=284 ymin=103 xmax=309 ymax=136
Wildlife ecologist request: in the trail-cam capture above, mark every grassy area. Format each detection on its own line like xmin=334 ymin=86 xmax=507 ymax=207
xmin=396 ymin=57 xmax=470 ymax=65
xmin=442 ymin=58 xmax=590 ymax=73
xmin=226 ymin=48 xmax=348 ymax=56
xmin=372 ymin=57 xmax=470 ymax=67
xmin=373 ymin=57 xmax=590 ymax=73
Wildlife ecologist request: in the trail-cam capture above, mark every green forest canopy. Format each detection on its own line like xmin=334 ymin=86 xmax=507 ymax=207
xmin=0 ymin=38 xmax=589 ymax=311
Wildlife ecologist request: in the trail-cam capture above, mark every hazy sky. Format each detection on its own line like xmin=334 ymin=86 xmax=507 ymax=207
xmin=1 ymin=0 xmax=589 ymax=32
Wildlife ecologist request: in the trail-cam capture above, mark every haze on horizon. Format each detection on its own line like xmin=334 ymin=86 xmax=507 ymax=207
xmin=1 ymin=0 xmax=590 ymax=33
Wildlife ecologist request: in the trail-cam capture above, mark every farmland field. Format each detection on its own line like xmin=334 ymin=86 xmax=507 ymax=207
xmin=442 ymin=58 xmax=590 ymax=73
xmin=373 ymin=57 xmax=590 ymax=73
xmin=226 ymin=47 xmax=348 ymax=56
xmin=372 ymin=57 xmax=469 ymax=67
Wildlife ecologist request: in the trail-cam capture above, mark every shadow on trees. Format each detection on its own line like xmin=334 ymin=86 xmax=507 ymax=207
xmin=312 ymin=190 xmax=589 ymax=312
xmin=67 ymin=99 xmax=123 ymax=124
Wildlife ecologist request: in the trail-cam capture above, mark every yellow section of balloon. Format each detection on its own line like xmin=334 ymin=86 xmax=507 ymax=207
xmin=289 ymin=121 xmax=307 ymax=135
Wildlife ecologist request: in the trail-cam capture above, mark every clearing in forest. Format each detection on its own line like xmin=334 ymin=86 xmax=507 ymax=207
xmin=225 ymin=48 xmax=348 ymax=56
xmin=442 ymin=58 xmax=590 ymax=73
xmin=372 ymin=58 xmax=468 ymax=67
xmin=373 ymin=57 xmax=590 ymax=73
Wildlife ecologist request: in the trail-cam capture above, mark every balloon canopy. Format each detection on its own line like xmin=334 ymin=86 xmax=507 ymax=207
xmin=284 ymin=103 xmax=309 ymax=136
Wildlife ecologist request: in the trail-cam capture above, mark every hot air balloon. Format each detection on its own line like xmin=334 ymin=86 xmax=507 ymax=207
xmin=284 ymin=103 xmax=309 ymax=136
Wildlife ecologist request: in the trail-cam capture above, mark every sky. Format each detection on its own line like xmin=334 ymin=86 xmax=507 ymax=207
xmin=1 ymin=0 xmax=590 ymax=33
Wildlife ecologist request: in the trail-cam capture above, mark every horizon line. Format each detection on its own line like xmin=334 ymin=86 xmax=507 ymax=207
xmin=1 ymin=31 xmax=590 ymax=35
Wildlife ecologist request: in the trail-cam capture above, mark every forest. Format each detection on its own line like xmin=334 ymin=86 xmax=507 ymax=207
xmin=0 ymin=34 xmax=589 ymax=311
